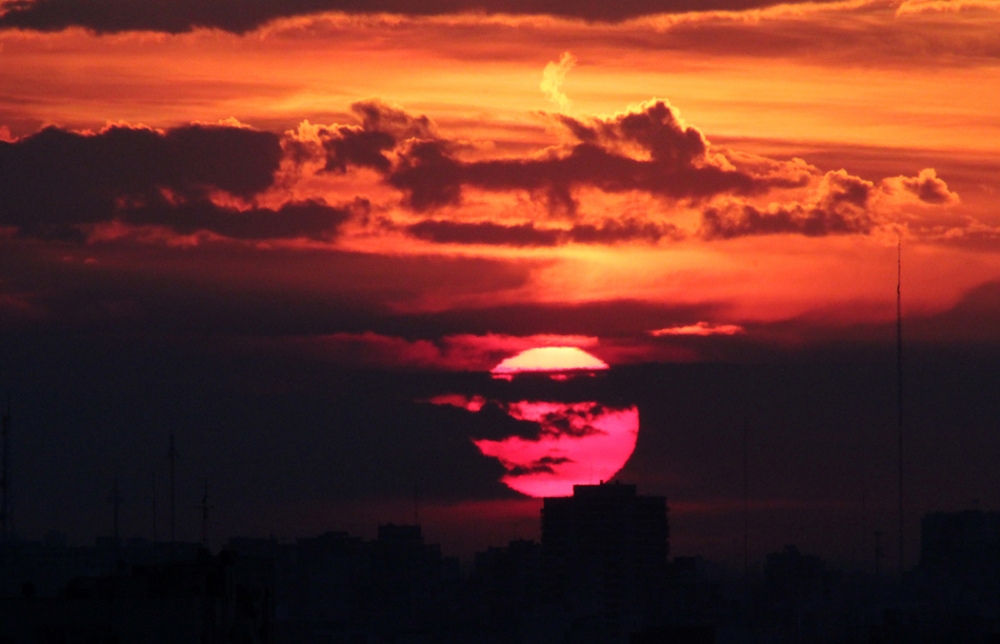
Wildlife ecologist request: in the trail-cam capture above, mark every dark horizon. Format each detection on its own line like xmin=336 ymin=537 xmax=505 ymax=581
xmin=1 ymin=335 xmax=998 ymax=565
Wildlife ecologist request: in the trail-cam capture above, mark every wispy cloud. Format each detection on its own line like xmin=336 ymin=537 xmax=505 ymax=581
xmin=651 ymin=322 xmax=745 ymax=336
xmin=540 ymin=51 xmax=576 ymax=111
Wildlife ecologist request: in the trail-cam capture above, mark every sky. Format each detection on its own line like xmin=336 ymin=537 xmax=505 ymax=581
xmin=1 ymin=0 xmax=999 ymax=564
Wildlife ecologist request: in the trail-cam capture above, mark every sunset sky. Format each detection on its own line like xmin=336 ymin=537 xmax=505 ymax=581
xmin=1 ymin=0 xmax=999 ymax=563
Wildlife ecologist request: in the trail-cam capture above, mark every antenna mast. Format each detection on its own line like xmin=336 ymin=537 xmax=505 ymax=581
xmin=1 ymin=397 xmax=10 ymax=543
xmin=897 ymin=240 xmax=904 ymax=581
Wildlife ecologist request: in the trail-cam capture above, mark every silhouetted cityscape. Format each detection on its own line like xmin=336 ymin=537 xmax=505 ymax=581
xmin=2 ymin=482 xmax=999 ymax=643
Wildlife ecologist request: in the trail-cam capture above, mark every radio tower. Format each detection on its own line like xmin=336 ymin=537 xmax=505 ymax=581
xmin=1 ymin=397 xmax=10 ymax=544
xmin=897 ymin=240 xmax=905 ymax=582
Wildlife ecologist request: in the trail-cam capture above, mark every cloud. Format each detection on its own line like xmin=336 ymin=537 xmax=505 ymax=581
xmin=700 ymin=167 xmax=959 ymax=239
xmin=305 ymin=332 xmax=601 ymax=371
xmin=540 ymin=51 xmax=576 ymax=111
xmin=0 ymin=0 xmax=851 ymax=35
xmin=405 ymin=217 xmax=679 ymax=246
xmin=407 ymin=220 xmax=562 ymax=246
xmin=881 ymin=168 xmax=959 ymax=205
xmin=651 ymin=322 xmax=745 ymax=336
xmin=896 ymin=0 xmax=1000 ymax=14
xmin=0 ymin=123 xmax=283 ymax=239
xmin=304 ymin=100 xmax=436 ymax=174
xmin=387 ymin=100 xmax=806 ymax=214
xmin=101 ymin=199 xmax=355 ymax=241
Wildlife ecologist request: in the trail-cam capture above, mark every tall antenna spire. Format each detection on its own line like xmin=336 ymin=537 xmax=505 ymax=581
xmin=1 ymin=395 xmax=9 ymax=544
xmin=897 ymin=239 xmax=905 ymax=582
xmin=168 ymin=433 xmax=177 ymax=544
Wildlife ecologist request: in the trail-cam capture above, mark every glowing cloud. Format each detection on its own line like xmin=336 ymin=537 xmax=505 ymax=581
xmin=540 ymin=51 xmax=577 ymax=111
xmin=650 ymin=322 xmax=745 ymax=336
xmin=491 ymin=346 xmax=609 ymax=375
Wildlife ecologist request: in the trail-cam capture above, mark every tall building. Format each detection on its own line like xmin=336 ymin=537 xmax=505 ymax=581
xmin=920 ymin=510 xmax=1000 ymax=619
xmin=542 ymin=482 xmax=669 ymax=643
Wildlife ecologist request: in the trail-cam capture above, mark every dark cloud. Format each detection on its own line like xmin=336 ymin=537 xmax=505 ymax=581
xmin=120 ymin=198 xmax=355 ymax=241
xmin=0 ymin=123 xmax=282 ymax=239
xmin=567 ymin=218 xmax=679 ymax=244
xmin=0 ymin=0 xmax=831 ymax=35
xmin=700 ymin=169 xmax=877 ymax=239
xmin=405 ymin=217 xmax=678 ymax=246
xmin=408 ymin=220 xmax=562 ymax=246
xmin=699 ymin=167 xmax=962 ymax=239
xmin=387 ymin=101 xmax=805 ymax=215
xmin=700 ymin=200 xmax=875 ymax=239
xmin=311 ymin=101 xmax=436 ymax=174
xmin=0 ymin=240 xmax=537 ymax=336
xmin=508 ymin=456 xmax=573 ymax=477
xmin=882 ymin=168 xmax=960 ymax=205
xmin=465 ymin=401 xmax=544 ymax=441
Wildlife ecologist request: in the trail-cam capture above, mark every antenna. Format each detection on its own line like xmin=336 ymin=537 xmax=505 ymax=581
xmin=168 ymin=433 xmax=177 ymax=544
xmin=897 ymin=239 xmax=904 ymax=581
xmin=1 ymin=395 xmax=10 ymax=544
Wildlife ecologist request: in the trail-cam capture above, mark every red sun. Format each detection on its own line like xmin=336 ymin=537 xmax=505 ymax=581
xmin=470 ymin=346 xmax=638 ymax=498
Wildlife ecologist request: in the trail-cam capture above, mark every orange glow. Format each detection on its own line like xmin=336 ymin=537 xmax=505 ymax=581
xmin=473 ymin=402 xmax=639 ymax=497
xmin=491 ymin=346 xmax=609 ymax=375
xmin=651 ymin=322 xmax=745 ymax=336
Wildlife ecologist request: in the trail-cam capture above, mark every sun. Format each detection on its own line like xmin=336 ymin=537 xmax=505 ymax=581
xmin=491 ymin=346 xmax=609 ymax=376
xmin=464 ymin=346 xmax=638 ymax=497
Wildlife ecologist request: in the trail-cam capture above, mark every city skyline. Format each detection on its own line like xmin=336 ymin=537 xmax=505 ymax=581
xmin=1 ymin=0 xmax=999 ymax=565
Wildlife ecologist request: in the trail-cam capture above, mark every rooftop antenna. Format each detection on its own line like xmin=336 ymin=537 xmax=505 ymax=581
xmin=168 ymin=433 xmax=177 ymax=544
xmin=897 ymin=239 xmax=904 ymax=582
xmin=1 ymin=395 xmax=10 ymax=544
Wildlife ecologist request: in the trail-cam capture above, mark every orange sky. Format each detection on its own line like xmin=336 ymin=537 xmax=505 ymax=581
xmin=2 ymin=1 xmax=999 ymax=365
xmin=3 ymin=1 xmax=1000 ymax=556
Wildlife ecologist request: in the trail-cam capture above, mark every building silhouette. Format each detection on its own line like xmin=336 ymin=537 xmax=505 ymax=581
xmin=542 ymin=482 xmax=669 ymax=644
